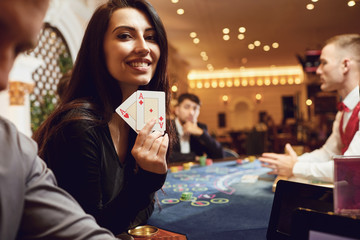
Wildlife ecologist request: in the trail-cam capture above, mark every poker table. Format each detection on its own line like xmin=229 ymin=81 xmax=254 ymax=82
xmin=147 ymin=159 xmax=275 ymax=240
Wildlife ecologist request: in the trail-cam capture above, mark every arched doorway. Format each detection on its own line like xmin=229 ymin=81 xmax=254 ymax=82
xmin=230 ymin=97 xmax=254 ymax=130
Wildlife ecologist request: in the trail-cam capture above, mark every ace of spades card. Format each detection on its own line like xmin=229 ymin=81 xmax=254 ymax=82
xmin=115 ymin=90 xmax=166 ymax=133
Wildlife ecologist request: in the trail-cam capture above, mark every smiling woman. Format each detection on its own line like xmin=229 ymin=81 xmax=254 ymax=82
xmin=33 ymin=0 xmax=174 ymax=235
xmin=103 ymin=7 xmax=161 ymax=93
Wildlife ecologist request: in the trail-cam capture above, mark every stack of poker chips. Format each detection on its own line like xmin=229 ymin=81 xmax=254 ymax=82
xmin=205 ymin=158 xmax=213 ymax=166
xmin=183 ymin=162 xmax=192 ymax=170
xmin=170 ymin=166 xmax=180 ymax=173
xmin=180 ymin=192 xmax=193 ymax=201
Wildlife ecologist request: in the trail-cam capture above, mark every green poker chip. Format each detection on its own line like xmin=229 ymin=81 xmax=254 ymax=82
xmin=180 ymin=192 xmax=193 ymax=201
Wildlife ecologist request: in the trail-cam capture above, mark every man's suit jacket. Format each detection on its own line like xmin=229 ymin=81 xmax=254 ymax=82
xmin=169 ymin=120 xmax=224 ymax=162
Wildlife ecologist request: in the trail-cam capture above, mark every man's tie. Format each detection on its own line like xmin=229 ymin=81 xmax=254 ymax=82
xmin=337 ymin=102 xmax=350 ymax=112
xmin=339 ymin=102 xmax=360 ymax=154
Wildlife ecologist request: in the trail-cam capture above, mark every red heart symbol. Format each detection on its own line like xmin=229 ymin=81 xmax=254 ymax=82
xmin=120 ymin=109 xmax=129 ymax=118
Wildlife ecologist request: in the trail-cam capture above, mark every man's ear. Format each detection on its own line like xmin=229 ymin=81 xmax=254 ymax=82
xmin=342 ymin=58 xmax=350 ymax=74
xmin=174 ymin=106 xmax=179 ymax=116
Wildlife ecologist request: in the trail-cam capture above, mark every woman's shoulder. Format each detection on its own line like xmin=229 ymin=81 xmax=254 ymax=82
xmin=56 ymin=105 xmax=105 ymax=136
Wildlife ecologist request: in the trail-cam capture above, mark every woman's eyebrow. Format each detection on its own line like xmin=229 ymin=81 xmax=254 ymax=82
xmin=112 ymin=25 xmax=155 ymax=33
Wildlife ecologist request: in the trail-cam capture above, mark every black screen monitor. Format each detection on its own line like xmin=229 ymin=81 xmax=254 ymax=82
xmin=291 ymin=208 xmax=360 ymax=240
xmin=267 ymin=180 xmax=333 ymax=240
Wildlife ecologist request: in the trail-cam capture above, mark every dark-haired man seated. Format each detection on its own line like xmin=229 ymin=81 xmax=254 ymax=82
xmin=169 ymin=93 xmax=224 ymax=163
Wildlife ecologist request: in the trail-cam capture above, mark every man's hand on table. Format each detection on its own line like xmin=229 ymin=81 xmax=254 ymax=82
xmin=259 ymin=143 xmax=298 ymax=177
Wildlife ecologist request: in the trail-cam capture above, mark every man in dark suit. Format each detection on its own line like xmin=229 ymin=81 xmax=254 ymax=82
xmin=169 ymin=93 xmax=224 ymax=162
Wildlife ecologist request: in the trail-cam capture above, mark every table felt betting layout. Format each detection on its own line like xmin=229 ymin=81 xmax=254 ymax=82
xmin=147 ymin=160 xmax=275 ymax=240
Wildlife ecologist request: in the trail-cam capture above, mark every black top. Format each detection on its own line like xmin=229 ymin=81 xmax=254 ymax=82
xmin=169 ymin=119 xmax=224 ymax=162
xmin=42 ymin=114 xmax=166 ymax=235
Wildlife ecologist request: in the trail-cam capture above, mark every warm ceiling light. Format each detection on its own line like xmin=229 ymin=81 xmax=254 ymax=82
xmin=257 ymin=78 xmax=264 ymax=86
xmin=241 ymin=79 xmax=248 ymax=86
xmin=177 ymin=8 xmax=185 ymax=15
xmin=200 ymin=51 xmax=207 ymax=57
xmin=171 ymin=85 xmax=178 ymax=92
xmin=239 ymin=27 xmax=246 ymax=33
xmin=263 ymin=45 xmax=270 ymax=51
xmin=223 ymin=35 xmax=230 ymax=41
xmin=222 ymin=28 xmax=230 ymax=34
xmin=288 ymin=77 xmax=294 ymax=84
xmin=193 ymin=38 xmax=200 ymax=44
xmin=306 ymin=99 xmax=313 ymax=106
xmin=238 ymin=34 xmax=245 ymax=40
xmin=204 ymin=81 xmax=210 ymax=88
xmin=189 ymin=82 xmax=196 ymax=88
xmin=248 ymin=44 xmax=255 ymax=50
xmin=272 ymin=77 xmax=279 ymax=85
xmin=348 ymin=0 xmax=356 ymax=7
xmin=211 ymin=80 xmax=218 ymax=88
xmin=171 ymin=0 xmax=179 ymax=3
xmin=311 ymin=0 xmax=318 ymax=2
xmin=219 ymin=81 xmax=225 ymax=88
xmin=306 ymin=3 xmax=315 ymax=10
xmin=288 ymin=77 xmax=295 ymax=85
xmin=196 ymin=81 xmax=203 ymax=89
xmin=255 ymin=93 xmax=262 ymax=100
xmin=190 ymin=32 xmax=197 ymax=38
xmin=280 ymin=77 xmax=287 ymax=85
xmin=254 ymin=40 xmax=261 ymax=46
xmin=222 ymin=95 xmax=229 ymax=102
xmin=295 ymin=77 xmax=301 ymax=84
xmin=207 ymin=64 xmax=214 ymax=71
xmin=226 ymin=80 xmax=233 ymax=87
xmin=234 ymin=78 xmax=240 ymax=86
xmin=264 ymin=77 xmax=271 ymax=86
xmin=249 ymin=78 xmax=255 ymax=86
xmin=202 ymin=55 xmax=209 ymax=61
xmin=272 ymin=42 xmax=279 ymax=48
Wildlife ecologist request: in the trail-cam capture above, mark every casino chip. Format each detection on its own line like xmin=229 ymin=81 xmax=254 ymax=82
xmin=180 ymin=191 xmax=193 ymax=201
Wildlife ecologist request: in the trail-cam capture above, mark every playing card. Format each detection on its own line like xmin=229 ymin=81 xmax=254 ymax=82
xmin=241 ymin=175 xmax=259 ymax=183
xmin=115 ymin=92 xmax=137 ymax=132
xmin=136 ymin=90 xmax=166 ymax=132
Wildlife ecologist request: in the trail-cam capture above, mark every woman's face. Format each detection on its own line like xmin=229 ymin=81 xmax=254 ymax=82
xmin=103 ymin=7 xmax=160 ymax=89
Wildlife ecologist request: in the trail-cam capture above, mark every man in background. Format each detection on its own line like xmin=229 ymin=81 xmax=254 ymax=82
xmin=169 ymin=93 xmax=224 ymax=162
xmin=0 ymin=0 xmax=120 ymax=239
xmin=260 ymin=34 xmax=360 ymax=183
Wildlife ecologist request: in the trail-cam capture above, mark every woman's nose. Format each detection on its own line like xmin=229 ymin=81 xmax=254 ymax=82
xmin=134 ymin=38 xmax=150 ymax=55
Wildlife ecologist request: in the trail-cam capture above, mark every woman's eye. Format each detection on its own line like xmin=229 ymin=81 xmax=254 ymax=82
xmin=117 ymin=33 xmax=132 ymax=40
xmin=145 ymin=34 xmax=157 ymax=42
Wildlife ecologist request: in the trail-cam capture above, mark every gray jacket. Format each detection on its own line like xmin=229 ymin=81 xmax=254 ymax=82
xmin=0 ymin=117 xmax=117 ymax=240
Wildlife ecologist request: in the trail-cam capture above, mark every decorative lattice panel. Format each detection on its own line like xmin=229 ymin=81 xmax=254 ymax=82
xmin=28 ymin=23 xmax=73 ymax=131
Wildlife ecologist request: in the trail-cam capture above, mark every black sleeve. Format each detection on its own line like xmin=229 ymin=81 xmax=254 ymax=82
xmin=168 ymin=151 xmax=197 ymax=163
xmin=194 ymin=123 xmax=225 ymax=159
xmin=43 ymin=121 xmax=166 ymax=234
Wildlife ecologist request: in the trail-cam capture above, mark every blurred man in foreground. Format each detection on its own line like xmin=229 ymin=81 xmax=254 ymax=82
xmin=0 ymin=0 xmax=120 ymax=239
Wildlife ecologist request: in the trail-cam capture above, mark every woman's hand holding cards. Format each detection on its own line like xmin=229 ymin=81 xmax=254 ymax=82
xmin=131 ymin=119 xmax=169 ymax=174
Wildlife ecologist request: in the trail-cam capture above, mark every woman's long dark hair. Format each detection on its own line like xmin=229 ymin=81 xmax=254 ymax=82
xmin=34 ymin=0 xmax=172 ymax=158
